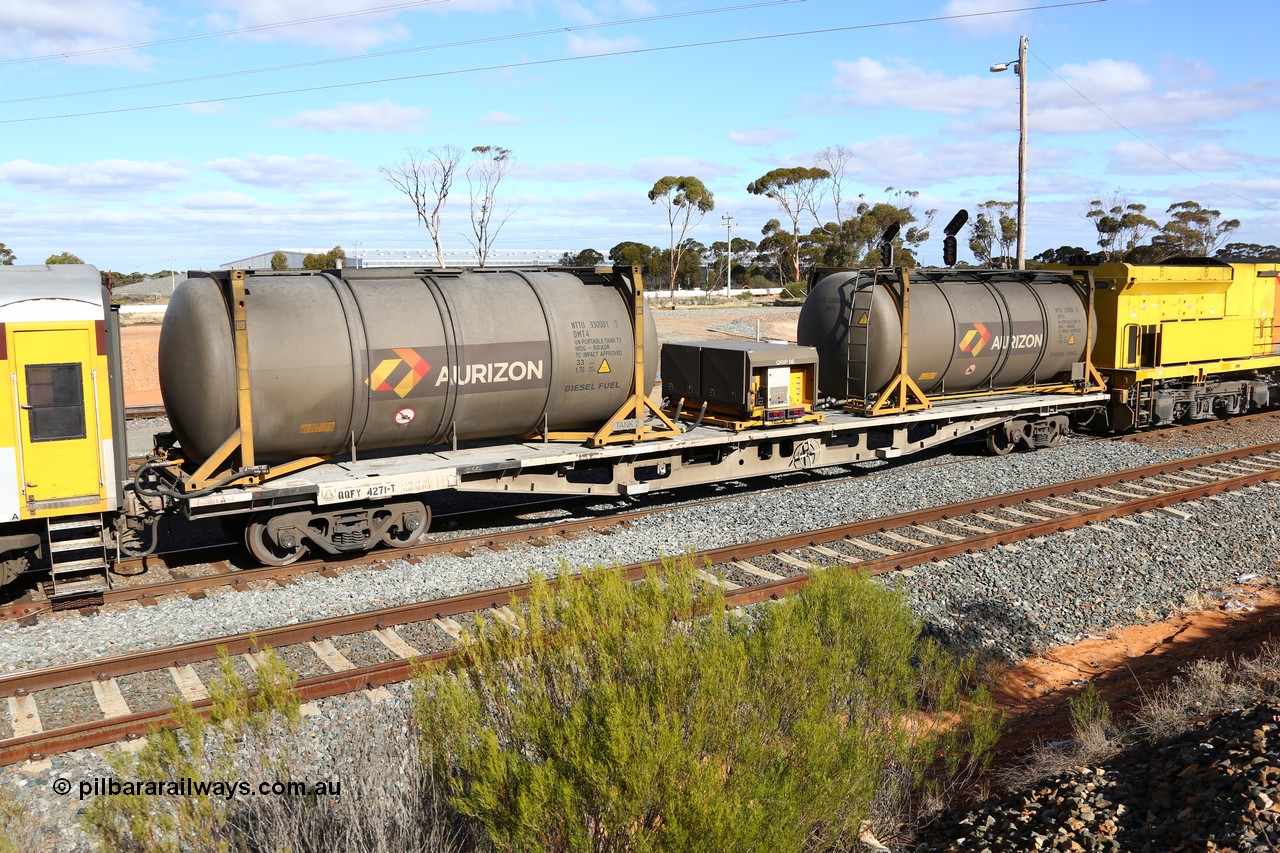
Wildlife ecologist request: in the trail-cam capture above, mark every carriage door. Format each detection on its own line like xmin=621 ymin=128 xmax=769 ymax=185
xmin=13 ymin=330 xmax=102 ymax=510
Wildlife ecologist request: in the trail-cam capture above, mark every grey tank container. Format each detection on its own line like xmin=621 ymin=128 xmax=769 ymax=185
xmin=158 ymin=268 xmax=656 ymax=465
xmin=798 ymin=269 xmax=1095 ymax=400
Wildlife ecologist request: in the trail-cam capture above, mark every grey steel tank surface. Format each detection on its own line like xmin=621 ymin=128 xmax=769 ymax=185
xmin=798 ymin=269 xmax=1095 ymax=400
xmin=159 ymin=268 xmax=656 ymax=464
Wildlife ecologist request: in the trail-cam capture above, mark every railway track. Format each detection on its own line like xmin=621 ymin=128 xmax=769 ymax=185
xmin=10 ymin=410 xmax=1280 ymax=621
xmin=123 ymin=404 xmax=167 ymax=421
xmin=4 ymin=439 xmax=1280 ymax=767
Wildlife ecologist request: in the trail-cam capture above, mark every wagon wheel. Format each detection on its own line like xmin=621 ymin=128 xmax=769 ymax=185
xmin=380 ymin=504 xmax=432 ymax=549
xmin=245 ymin=517 xmax=309 ymax=567
xmin=985 ymin=427 xmax=1016 ymax=457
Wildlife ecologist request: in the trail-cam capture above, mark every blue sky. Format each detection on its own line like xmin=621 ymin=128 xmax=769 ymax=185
xmin=0 ymin=0 xmax=1277 ymax=273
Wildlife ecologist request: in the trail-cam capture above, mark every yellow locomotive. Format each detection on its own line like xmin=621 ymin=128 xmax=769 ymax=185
xmin=1058 ymin=259 xmax=1280 ymax=431
xmin=0 ymin=265 xmax=125 ymax=597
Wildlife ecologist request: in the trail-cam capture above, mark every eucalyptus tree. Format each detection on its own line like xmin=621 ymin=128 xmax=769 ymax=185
xmin=746 ymin=166 xmax=829 ymax=282
xmin=467 ymin=145 xmax=516 ymax=267
xmin=379 ymin=145 xmax=463 ymax=267
xmin=648 ymin=175 xmax=714 ymax=300
xmin=1086 ymin=194 xmax=1157 ymax=260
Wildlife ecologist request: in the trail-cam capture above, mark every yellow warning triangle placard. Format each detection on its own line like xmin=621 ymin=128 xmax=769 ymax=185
xmin=1067 ymin=335 xmax=1075 ymax=345
xmin=857 ymin=313 xmax=868 ymax=325
xmin=598 ymin=359 xmax=611 ymax=374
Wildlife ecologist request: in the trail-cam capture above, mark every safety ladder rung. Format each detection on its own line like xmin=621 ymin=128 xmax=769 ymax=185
xmin=50 ymin=537 xmax=103 ymax=552
xmin=47 ymin=517 xmax=102 ymax=532
xmin=50 ymin=557 xmax=109 ymax=574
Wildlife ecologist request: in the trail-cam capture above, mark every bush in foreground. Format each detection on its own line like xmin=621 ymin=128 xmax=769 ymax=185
xmin=80 ymin=650 xmax=468 ymax=853
xmin=416 ymin=556 xmax=1001 ymax=851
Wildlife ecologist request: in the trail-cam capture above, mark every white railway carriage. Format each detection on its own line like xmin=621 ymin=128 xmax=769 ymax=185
xmin=0 ymin=265 xmax=126 ymax=598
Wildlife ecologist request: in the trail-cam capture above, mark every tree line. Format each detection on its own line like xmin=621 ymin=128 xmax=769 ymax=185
xmin=6 ymin=143 xmax=1270 ymax=288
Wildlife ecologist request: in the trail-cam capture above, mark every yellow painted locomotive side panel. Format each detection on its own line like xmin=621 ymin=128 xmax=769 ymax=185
xmin=1244 ymin=264 xmax=1280 ymax=357
xmin=11 ymin=326 xmax=105 ymax=517
xmin=1159 ymin=318 xmax=1253 ymax=365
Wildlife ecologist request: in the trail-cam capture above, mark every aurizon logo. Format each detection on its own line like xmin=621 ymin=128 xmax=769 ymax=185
xmin=367 ymin=348 xmax=432 ymax=398
xmin=958 ymin=322 xmax=992 ymax=356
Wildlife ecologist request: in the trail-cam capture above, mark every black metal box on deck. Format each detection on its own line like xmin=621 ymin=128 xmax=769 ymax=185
xmin=661 ymin=340 xmax=819 ymax=415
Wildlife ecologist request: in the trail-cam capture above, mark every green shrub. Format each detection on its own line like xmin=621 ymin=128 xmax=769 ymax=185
xmin=1068 ymin=682 xmax=1111 ymax=734
xmin=81 ymin=649 xmax=302 ymax=853
xmin=781 ymin=280 xmax=808 ymax=299
xmin=415 ymin=555 xmax=1000 ymax=851
xmin=0 ymin=783 xmax=38 ymax=853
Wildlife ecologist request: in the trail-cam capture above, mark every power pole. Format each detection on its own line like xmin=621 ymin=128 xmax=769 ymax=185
xmin=1016 ymin=34 xmax=1028 ymax=269
xmin=722 ymin=213 xmax=734 ymax=293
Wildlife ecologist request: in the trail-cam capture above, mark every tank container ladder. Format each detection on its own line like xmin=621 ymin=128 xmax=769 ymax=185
xmin=45 ymin=513 xmax=111 ymax=599
xmin=844 ymin=277 xmax=876 ymax=402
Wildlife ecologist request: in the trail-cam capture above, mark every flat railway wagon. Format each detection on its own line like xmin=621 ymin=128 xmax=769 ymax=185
xmin=7 ymin=257 xmax=1256 ymax=604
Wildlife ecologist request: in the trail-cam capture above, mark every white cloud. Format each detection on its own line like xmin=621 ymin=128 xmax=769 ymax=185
xmin=478 ymin=110 xmax=527 ymax=126
xmin=1107 ymin=141 xmax=1277 ymax=175
xmin=833 ymin=135 xmax=1080 ymax=189
xmin=205 ymin=154 xmax=366 ymax=188
xmin=181 ymin=192 xmax=262 ymax=211
xmin=728 ymin=127 xmax=798 ymax=147
xmin=943 ymin=0 xmax=1027 ymax=33
xmin=1026 ymin=84 xmax=1275 ymax=135
xmin=1054 ymin=59 xmax=1152 ymax=101
xmin=830 ymin=58 xmax=1002 ymax=114
xmin=202 ymin=0 xmax=412 ymax=52
xmin=0 ymin=158 xmax=188 ymax=193
xmin=520 ymin=161 xmax=626 ymax=182
xmin=565 ymin=34 xmax=645 ymax=57
xmin=271 ymin=100 xmax=431 ymax=132
xmin=630 ymin=157 xmax=741 ymax=181
xmin=183 ymin=102 xmax=229 ymax=116
xmin=0 ymin=1 xmax=158 ymax=67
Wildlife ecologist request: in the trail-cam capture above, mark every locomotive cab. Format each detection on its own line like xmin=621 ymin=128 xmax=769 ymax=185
xmin=0 ymin=265 xmax=126 ymax=600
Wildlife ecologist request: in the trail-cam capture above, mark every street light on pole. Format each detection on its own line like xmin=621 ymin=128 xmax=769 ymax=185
xmin=722 ymin=213 xmax=734 ymax=294
xmin=990 ymin=34 xmax=1028 ymax=270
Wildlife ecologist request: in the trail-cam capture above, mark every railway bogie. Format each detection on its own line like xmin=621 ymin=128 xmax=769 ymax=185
xmin=2 ymin=253 xmax=1280 ymax=601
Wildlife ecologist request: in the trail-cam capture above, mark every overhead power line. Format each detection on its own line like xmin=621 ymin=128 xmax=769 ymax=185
xmin=0 ymin=1 xmax=806 ymax=106
xmin=1028 ymin=48 xmax=1278 ymax=213
xmin=0 ymin=1 xmax=1107 ymax=126
xmin=0 ymin=0 xmax=453 ymax=66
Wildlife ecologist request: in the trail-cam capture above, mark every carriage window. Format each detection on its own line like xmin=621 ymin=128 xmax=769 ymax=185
xmin=25 ymin=363 xmax=86 ymax=441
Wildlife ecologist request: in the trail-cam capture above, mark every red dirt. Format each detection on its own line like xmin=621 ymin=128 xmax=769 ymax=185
xmin=989 ymin=583 xmax=1280 ymax=760
xmin=121 ymin=324 xmax=162 ymax=407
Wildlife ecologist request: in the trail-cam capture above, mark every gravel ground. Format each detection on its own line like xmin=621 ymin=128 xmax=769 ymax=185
xmin=4 ymin=436 xmax=1278 ymax=672
xmin=7 ymin=418 xmax=1280 ymax=848
xmin=920 ymin=697 xmax=1280 ymax=851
